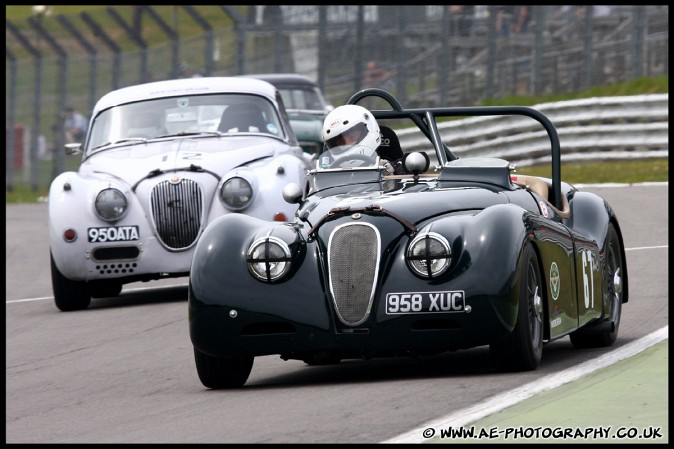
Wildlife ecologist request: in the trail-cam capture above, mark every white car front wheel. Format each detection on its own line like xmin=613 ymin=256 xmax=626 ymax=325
xmin=50 ymin=251 xmax=91 ymax=311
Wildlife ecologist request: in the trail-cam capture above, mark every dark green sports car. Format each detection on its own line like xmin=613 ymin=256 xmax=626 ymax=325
xmin=189 ymin=88 xmax=628 ymax=389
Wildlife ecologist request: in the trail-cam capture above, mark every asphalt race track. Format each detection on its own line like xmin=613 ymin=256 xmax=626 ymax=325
xmin=5 ymin=183 xmax=668 ymax=444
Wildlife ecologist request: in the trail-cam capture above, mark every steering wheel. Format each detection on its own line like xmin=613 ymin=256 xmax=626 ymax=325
xmin=328 ymin=154 xmax=376 ymax=168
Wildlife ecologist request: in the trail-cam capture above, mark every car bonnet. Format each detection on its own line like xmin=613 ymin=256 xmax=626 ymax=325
xmin=79 ymin=136 xmax=283 ymax=186
xmin=304 ymin=182 xmax=510 ymax=226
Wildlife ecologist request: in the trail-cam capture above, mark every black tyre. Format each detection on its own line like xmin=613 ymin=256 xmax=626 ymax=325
xmin=490 ymin=243 xmax=544 ymax=371
xmin=88 ymin=280 xmax=123 ymax=298
xmin=50 ymin=251 xmax=91 ymax=311
xmin=194 ymin=348 xmax=254 ymax=389
xmin=570 ymin=223 xmax=624 ymax=348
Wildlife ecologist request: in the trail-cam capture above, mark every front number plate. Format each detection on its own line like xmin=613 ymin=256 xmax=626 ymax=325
xmin=88 ymin=226 xmax=140 ymax=243
xmin=385 ymin=291 xmax=465 ymax=314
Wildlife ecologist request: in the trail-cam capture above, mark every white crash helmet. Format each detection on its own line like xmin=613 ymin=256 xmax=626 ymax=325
xmin=322 ymin=104 xmax=380 ymax=155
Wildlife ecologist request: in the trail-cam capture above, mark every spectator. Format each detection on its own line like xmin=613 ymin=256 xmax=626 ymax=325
xmin=495 ymin=5 xmax=529 ymax=37
xmin=512 ymin=5 xmax=530 ymax=34
xmin=363 ymin=61 xmax=387 ymax=88
xmin=552 ymin=5 xmax=575 ymax=22
xmin=495 ymin=6 xmax=515 ymax=37
xmin=63 ymin=106 xmax=88 ymax=143
xmin=449 ymin=5 xmax=474 ymax=37
xmin=37 ymin=133 xmax=48 ymax=160
xmin=179 ymin=63 xmax=203 ymax=78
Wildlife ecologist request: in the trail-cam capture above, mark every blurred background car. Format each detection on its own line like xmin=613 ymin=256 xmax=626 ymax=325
xmin=241 ymin=74 xmax=333 ymax=157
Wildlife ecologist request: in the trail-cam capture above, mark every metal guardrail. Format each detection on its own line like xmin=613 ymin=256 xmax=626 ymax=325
xmin=396 ymin=94 xmax=669 ymax=166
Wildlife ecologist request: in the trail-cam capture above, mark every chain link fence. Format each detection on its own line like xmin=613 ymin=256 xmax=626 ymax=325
xmin=5 ymin=5 xmax=669 ymax=192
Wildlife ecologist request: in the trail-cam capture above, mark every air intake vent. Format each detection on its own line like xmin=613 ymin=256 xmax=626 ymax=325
xmin=328 ymin=222 xmax=380 ymax=326
xmin=150 ymin=179 xmax=203 ymax=250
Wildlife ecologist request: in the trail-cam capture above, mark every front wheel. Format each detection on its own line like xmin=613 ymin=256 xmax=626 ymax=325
xmin=570 ymin=222 xmax=624 ymax=348
xmin=88 ymin=280 xmax=123 ymax=299
xmin=490 ymin=243 xmax=545 ymax=371
xmin=194 ymin=348 xmax=254 ymax=389
xmin=50 ymin=251 xmax=91 ymax=311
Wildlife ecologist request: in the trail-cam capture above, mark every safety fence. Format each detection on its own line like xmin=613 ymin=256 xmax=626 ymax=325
xmin=5 ymin=5 xmax=669 ymax=191
xmin=396 ymin=93 xmax=669 ymax=166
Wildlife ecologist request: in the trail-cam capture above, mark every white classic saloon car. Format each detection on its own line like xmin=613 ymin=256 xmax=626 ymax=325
xmin=48 ymin=77 xmax=312 ymax=311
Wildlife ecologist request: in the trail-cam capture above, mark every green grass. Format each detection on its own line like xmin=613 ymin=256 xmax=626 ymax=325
xmin=482 ymin=75 xmax=669 ymax=106
xmin=5 ymin=185 xmax=50 ymax=204
xmin=6 ymin=156 xmax=81 ymax=204
xmin=5 ymin=6 xmax=246 ymax=56
xmin=519 ymin=158 xmax=669 ymax=185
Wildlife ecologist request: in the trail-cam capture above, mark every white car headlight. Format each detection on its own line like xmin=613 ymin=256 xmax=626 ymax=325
xmin=406 ymin=231 xmax=451 ymax=278
xmin=94 ymin=188 xmax=128 ymax=221
xmin=247 ymin=236 xmax=292 ymax=282
xmin=221 ymin=177 xmax=253 ymax=210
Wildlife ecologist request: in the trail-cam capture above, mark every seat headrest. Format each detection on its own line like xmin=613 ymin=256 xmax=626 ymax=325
xmin=377 ymin=126 xmax=404 ymax=161
xmin=219 ymin=103 xmax=267 ymax=133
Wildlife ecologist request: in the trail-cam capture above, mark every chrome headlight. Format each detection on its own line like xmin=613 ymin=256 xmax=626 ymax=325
xmin=247 ymin=236 xmax=292 ymax=282
xmin=220 ymin=177 xmax=253 ymax=210
xmin=94 ymin=188 xmax=128 ymax=221
xmin=406 ymin=231 xmax=452 ymax=278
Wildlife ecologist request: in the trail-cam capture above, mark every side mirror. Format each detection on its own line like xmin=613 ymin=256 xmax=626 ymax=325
xmin=65 ymin=143 xmax=82 ymax=156
xmin=404 ymin=152 xmax=430 ymax=174
xmin=282 ymin=183 xmax=303 ymax=204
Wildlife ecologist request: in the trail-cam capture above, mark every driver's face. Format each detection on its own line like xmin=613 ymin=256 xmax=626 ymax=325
xmin=342 ymin=126 xmax=363 ymax=145
xmin=332 ymin=126 xmax=362 ymax=147
xmin=325 ymin=122 xmax=370 ymax=150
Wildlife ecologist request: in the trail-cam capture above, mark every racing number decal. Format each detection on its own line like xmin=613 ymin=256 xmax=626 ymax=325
xmin=581 ymin=249 xmax=595 ymax=309
xmin=549 ymin=262 xmax=560 ymax=300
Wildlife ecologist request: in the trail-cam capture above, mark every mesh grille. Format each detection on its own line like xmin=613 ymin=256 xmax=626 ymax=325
xmin=150 ymin=179 xmax=203 ymax=250
xmin=328 ymin=223 xmax=379 ymax=325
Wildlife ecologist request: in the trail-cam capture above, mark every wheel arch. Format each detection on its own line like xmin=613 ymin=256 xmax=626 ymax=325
xmin=608 ymin=216 xmax=629 ymax=304
xmin=528 ymin=239 xmax=552 ymax=341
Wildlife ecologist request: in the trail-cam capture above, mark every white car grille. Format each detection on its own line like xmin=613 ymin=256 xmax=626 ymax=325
xmin=150 ymin=179 xmax=203 ymax=250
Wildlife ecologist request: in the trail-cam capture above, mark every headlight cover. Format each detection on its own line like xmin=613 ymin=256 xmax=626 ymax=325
xmin=247 ymin=236 xmax=292 ymax=282
xmin=406 ymin=231 xmax=452 ymax=278
xmin=220 ymin=177 xmax=253 ymax=211
xmin=94 ymin=188 xmax=128 ymax=221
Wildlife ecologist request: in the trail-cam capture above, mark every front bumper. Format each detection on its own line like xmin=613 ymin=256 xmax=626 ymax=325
xmin=189 ymin=291 xmax=516 ymax=360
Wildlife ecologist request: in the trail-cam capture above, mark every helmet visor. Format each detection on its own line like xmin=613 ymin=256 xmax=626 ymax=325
xmin=324 ymin=122 xmax=369 ymax=150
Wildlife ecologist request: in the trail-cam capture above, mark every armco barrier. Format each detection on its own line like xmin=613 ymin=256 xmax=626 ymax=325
xmin=396 ymin=94 xmax=669 ymax=166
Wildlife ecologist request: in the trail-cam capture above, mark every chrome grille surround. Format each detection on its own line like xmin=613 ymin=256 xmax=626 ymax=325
xmin=150 ymin=178 xmax=203 ymax=250
xmin=328 ymin=222 xmax=380 ymax=326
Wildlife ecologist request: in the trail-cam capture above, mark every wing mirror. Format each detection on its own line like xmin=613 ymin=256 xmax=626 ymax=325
xmin=65 ymin=143 xmax=82 ymax=156
xmin=404 ymin=152 xmax=430 ymax=174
